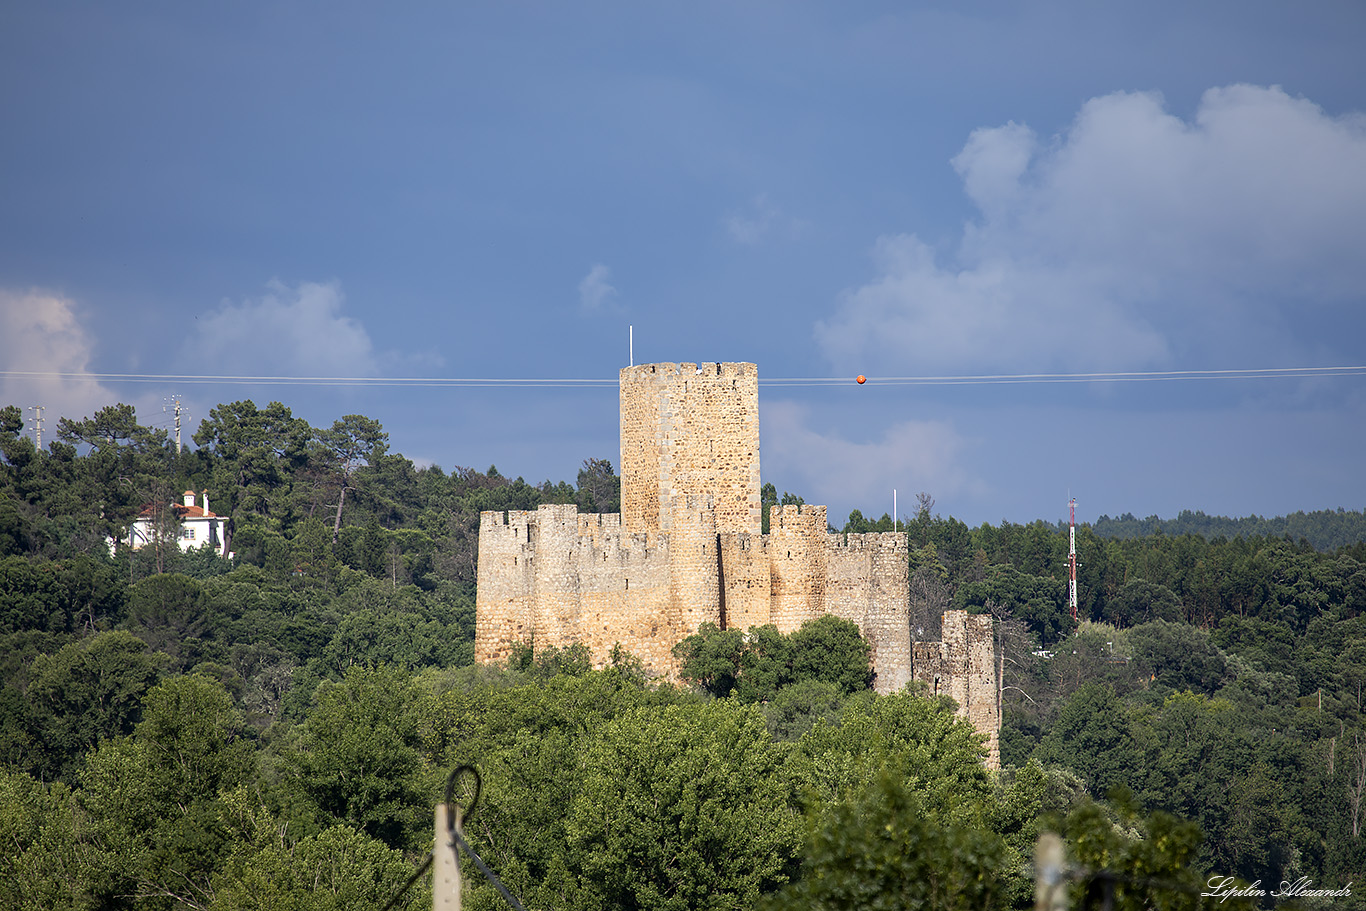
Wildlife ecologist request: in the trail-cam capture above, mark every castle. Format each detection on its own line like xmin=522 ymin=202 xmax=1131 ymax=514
xmin=475 ymin=361 xmax=999 ymax=767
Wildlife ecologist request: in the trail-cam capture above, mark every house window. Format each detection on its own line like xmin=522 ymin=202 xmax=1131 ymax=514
xmin=180 ymin=528 xmax=195 ymax=540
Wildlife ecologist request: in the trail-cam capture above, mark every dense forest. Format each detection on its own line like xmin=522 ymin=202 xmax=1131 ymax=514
xmin=2 ymin=401 xmax=1364 ymax=910
xmin=1091 ymin=509 xmax=1366 ymax=553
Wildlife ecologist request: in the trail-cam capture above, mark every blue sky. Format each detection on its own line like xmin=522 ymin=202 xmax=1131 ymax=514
xmin=3 ymin=1 xmax=1364 ymax=528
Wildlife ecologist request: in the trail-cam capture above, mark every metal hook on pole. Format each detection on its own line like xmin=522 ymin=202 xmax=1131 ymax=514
xmin=432 ymin=765 xmax=474 ymax=910
xmin=382 ymin=764 xmax=526 ymax=911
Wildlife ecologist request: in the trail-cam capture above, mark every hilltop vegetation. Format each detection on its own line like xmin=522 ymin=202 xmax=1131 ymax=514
xmin=2 ymin=401 xmax=1364 ymax=910
xmin=1092 ymin=508 xmax=1366 ymax=552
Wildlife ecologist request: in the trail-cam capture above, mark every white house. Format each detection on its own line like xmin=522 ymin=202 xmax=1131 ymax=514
xmin=123 ymin=490 xmax=230 ymax=558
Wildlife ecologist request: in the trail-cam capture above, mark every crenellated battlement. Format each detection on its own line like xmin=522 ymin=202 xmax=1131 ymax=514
xmin=480 ymin=508 xmax=535 ymax=530
xmin=480 ymin=505 xmax=661 ymax=564
xmin=476 ymin=361 xmax=998 ymax=767
xmin=770 ymin=502 xmax=827 ymax=532
xmin=577 ymin=512 xmax=622 ymax=530
xmin=620 ymin=361 xmax=759 ymax=381
xmin=829 ymin=530 xmax=910 ymax=552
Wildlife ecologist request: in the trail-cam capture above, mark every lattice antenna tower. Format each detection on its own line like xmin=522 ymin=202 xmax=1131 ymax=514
xmin=1068 ymin=497 xmax=1079 ymax=621
xmin=27 ymin=405 xmax=44 ymax=450
xmin=165 ymin=395 xmax=186 ymax=454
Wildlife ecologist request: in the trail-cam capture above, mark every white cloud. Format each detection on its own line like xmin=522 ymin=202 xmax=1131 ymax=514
xmin=817 ymin=85 xmax=1366 ymax=375
xmin=725 ymin=196 xmax=778 ymax=245
xmin=724 ymin=195 xmax=807 ymax=245
xmin=0 ymin=289 xmax=120 ymax=426
xmin=952 ymin=121 xmax=1034 ymax=221
xmin=578 ymin=263 xmax=620 ymax=314
xmin=190 ymin=280 xmax=378 ymax=376
xmin=761 ymin=400 xmax=983 ymax=521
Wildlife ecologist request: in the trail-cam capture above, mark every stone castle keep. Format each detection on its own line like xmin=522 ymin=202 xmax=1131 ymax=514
xmin=475 ymin=361 xmax=999 ymax=766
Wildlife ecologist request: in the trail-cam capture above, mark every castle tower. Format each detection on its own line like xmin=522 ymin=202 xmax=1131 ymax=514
xmin=668 ymin=494 xmax=722 ymax=636
xmin=769 ymin=503 xmax=829 ymax=632
xmin=911 ymin=609 xmax=1000 ymax=769
xmin=619 ymin=362 xmax=761 ymax=537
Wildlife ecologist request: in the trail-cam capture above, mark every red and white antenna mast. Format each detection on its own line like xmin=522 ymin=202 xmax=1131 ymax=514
xmin=1068 ymin=497 xmax=1079 ymax=621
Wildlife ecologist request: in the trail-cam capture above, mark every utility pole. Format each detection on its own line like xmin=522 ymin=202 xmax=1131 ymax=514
xmin=165 ymin=396 xmax=186 ymax=454
xmin=27 ymin=405 xmax=44 ymax=450
xmin=1068 ymin=497 xmax=1079 ymax=622
xmin=173 ymin=396 xmax=184 ymax=454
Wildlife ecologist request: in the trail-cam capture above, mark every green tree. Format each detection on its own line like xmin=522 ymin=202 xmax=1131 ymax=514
xmin=988 ymin=759 xmax=1089 ymax=909
xmin=316 ymin=414 xmax=388 ymax=544
xmin=419 ymin=668 xmax=678 ymax=910
xmin=0 ymin=770 xmax=94 ymax=911
xmin=958 ymin=565 xmax=1071 ymax=645
xmin=566 ymin=699 xmax=800 ymax=911
xmin=193 ymin=400 xmax=313 ymax=521
xmin=79 ymin=674 xmax=257 ymax=908
xmin=793 ymin=689 xmax=993 ymax=816
xmin=763 ymin=771 xmax=1005 ymax=911
xmin=57 ymin=404 xmax=168 ymax=454
xmin=761 ymin=483 xmax=778 ymax=533
xmin=762 ymin=678 xmax=845 ymax=742
xmin=786 ymin=614 xmax=874 ymax=695
xmin=0 ymin=492 xmax=32 ymax=556
xmin=1034 ymin=683 xmax=1145 ymax=797
xmin=122 ymin=573 xmax=207 ymax=667
xmin=1104 ymin=579 xmax=1183 ymax=626
xmin=209 ymin=791 xmax=422 ymax=911
xmin=1058 ymin=799 xmax=1253 ymax=911
xmin=673 ymin=622 xmax=747 ymax=698
xmin=1128 ymin=621 xmax=1228 ymax=694
xmin=26 ymin=630 xmax=167 ymax=780
xmin=286 ymin=665 xmax=425 ymax=850
xmin=674 ymin=616 xmax=874 ymax=703
xmin=576 ymin=458 xmax=620 ymax=514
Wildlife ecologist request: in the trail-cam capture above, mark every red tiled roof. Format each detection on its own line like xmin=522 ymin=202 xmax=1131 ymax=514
xmin=136 ymin=503 xmax=220 ymax=519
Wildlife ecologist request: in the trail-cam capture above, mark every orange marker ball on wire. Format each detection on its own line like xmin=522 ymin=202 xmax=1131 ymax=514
xmin=856 ymin=375 xmax=866 ymax=384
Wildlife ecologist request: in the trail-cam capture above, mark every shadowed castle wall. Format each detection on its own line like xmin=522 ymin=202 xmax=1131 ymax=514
xmin=717 ymin=531 xmax=770 ymax=630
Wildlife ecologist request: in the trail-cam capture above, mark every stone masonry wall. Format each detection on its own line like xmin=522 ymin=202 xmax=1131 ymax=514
xmin=475 ymin=502 xmax=913 ymax=690
xmin=474 ymin=505 xmax=677 ymax=671
xmin=769 ymin=504 xmax=829 ymax=633
xmin=717 ymin=531 xmax=770 ymax=631
xmin=911 ymin=609 xmax=1000 ymax=769
xmin=827 ymin=531 xmax=913 ymax=694
xmin=619 ymin=362 xmax=761 ymax=536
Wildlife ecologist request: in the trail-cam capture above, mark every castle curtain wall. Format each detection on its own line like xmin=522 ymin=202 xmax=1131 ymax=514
xmin=474 ymin=362 xmax=999 ymax=768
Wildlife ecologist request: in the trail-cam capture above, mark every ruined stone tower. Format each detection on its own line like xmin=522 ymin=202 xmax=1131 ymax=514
xmin=912 ymin=610 xmax=1001 ymax=767
xmin=475 ymin=361 xmax=999 ymax=766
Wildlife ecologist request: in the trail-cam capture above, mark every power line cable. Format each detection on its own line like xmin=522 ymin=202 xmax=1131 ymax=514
xmin=2 ymin=365 xmax=1364 ymax=389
